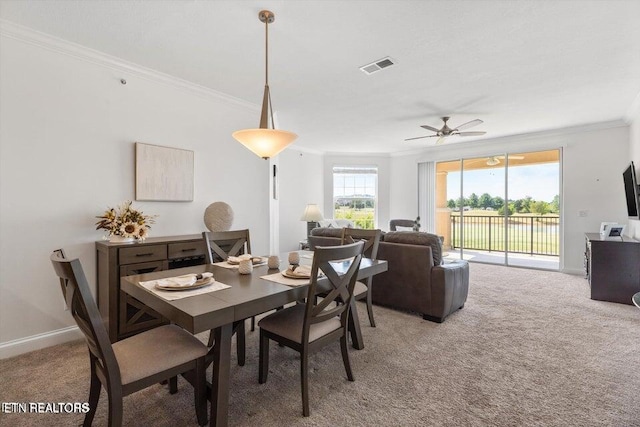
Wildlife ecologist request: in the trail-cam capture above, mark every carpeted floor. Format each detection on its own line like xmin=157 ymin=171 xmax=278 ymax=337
xmin=1 ymin=263 xmax=639 ymax=426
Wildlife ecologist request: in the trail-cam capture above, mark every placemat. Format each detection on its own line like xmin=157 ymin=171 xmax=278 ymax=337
xmin=260 ymin=272 xmax=310 ymax=287
xmin=139 ymin=277 xmax=231 ymax=301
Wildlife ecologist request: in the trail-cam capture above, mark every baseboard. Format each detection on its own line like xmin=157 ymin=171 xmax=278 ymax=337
xmin=0 ymin=326 xmax=83 ymax=360
xmin=561 ymin=268 xmax=585 ymax=276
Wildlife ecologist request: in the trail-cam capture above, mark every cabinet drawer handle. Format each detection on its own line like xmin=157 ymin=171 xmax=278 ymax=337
xmin=181 ymin=248 xmax=196 ymax=252
xmin=135 ymin=252 xmax=154 ymax=257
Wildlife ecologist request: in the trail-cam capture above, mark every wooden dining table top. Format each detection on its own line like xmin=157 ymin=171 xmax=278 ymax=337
xmin=120 ymin=253 xmax=388 ymax=427
xmin=120 ymin=255 xmax=387 ymax=335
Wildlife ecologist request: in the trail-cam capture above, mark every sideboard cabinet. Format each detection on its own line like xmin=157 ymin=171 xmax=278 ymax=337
xmin=584 ymin=233 xmax=640 ymax=305
xmin=96 ymin=234 xmax=206 ymax=342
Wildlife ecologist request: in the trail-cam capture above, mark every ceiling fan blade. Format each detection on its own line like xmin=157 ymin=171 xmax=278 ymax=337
xmin=454 ymin=119 xmax=483 ymax=131
xmin=495 ymin=155 xmax=524 ymax=159
xmin=435 ymin=135 xmax=447 ymax=145
xmin=420 ymin=125 xmax=441 ymax=133
xmin=404 ymin=135 xmax=432 ymax=141
xmin=457 ymin=131 xmax=486 ymax=136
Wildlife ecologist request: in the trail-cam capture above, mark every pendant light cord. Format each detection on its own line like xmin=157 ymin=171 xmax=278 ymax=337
xmin=265 ymin=16 xmax=275 ymax=129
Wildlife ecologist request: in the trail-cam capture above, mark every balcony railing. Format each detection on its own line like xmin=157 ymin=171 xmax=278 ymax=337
xmin=450 ymin=214 xmax=559 ymax=256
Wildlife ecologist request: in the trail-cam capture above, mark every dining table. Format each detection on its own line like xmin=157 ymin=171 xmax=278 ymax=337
xmin=120 ymin=252 xmax=388 ymax=427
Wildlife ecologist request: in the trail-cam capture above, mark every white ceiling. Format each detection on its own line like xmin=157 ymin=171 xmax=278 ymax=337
xmin=2 ymin=0 xmax=640 ymax=154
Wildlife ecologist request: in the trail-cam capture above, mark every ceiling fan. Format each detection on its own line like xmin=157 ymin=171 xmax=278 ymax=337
xmin=467 ymin=155 xmax=525 ymax=166
xmin=484 ymin=155 xmax=524 ymax=165
xmin=405 ymin=116 xmax=486 ymax=144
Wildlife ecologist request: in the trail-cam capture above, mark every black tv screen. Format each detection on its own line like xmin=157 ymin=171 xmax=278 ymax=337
xmin=622 ymin=161 xmax=639 ymax=218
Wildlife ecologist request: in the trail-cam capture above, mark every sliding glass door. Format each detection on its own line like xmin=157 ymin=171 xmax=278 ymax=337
xmin=435 ymin=149 xmax=560 ymax=270
xmin=505 ymin=150 xmax=560 ymax=269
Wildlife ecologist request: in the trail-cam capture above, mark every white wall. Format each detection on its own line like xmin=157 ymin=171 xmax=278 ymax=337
xmin=277 ymin=148 xmax=324 ymax=251
xmin=389 ymin=155 xmax=419 ymax=222
xmin=0 ymin=28 xmax=272 ymax=356
xmin=323 ymin=154 xmax=390 ymax=230
xmin=389 ymin=123 xmax=631 ymax=273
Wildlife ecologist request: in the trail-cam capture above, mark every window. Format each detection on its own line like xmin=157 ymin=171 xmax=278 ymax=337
xmin=332 ymin=166 xmax=378 ymax=229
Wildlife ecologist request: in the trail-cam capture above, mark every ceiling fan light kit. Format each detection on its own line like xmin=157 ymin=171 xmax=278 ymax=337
xmin=486 ymin=156 xmax=501 ymax=166
xmin=232 ymin=10 xmax=297 ymax=159
xmin=406 ymin=116 xmax=487 ymax=144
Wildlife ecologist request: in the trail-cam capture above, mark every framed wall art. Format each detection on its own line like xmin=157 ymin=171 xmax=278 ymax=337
xmin=135 ymin=142 xmax=194 ymax=201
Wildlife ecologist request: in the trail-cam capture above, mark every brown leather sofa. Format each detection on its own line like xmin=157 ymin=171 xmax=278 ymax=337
xmin=308 ymin=227 xmax=344 ymax=249
xmin=308 ymin=228 xmax=469 ymax=323
xmin=372 ymin=232 xmax=469 ymax=323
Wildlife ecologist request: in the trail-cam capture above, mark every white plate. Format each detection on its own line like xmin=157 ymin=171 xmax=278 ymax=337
xmin=156 ymin=277 xmax=214 ymax=291
xmin=281 ymin=270 xmax=310 ymax=279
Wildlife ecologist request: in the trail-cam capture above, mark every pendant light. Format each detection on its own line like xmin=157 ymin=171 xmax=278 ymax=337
xmin=232 ymin=10 xmax=297 ymax=159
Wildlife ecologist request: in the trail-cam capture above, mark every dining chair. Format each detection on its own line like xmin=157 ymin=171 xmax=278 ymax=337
xmin=258 ymin=241 xmax=364 ymax=417
xmin=202 ymin=230 xmax=251 ymax=365
xmin=341 ymin=228 xmax=382 ymax=327
xmin=50 ymin=251 xmax=208 ymax=426
xmin=202 ymin=229 xmax=252 ymax=263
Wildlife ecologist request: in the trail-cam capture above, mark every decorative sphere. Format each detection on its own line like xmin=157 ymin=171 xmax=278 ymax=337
xmin=204 ymin=202 xmax=234 ymax=232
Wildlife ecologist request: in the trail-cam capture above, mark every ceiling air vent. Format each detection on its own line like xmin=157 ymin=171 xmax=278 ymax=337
xmin=359 ymin=57 xmax=396 ymax=75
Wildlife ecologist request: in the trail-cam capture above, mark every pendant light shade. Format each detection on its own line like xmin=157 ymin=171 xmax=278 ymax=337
xmin=233 ymin=10 xmax=297 ymax=159
xmin=232 ymin=129 xmax=297 ymax=159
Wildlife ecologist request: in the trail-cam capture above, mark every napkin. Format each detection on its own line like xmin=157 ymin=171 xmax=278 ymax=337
xmin=152 ymin=272 xmax=213 ymax=288
xmin=227 ymin=254 xmax=266 ymax=265
xmin=285 ymin=264 xmax=313 ymax=278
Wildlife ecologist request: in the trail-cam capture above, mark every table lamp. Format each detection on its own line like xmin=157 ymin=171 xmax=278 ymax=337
xmin=300 ymin=204 xmax=323 ymax=237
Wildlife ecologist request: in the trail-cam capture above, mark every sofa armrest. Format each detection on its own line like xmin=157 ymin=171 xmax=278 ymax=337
xmin=429 ymin=260 xmax=469 ymax=321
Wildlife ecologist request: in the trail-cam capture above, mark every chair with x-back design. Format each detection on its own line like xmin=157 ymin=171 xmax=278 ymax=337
xmin=258 ymin=241 xmax=364 ymax=416
xmin=50 ymin=250 xmax=208 ymax=426
xmin=340 ymin=228 xmax=382 ymax=327
xmin=203 ymin=229 xmax=252 ymax=263
xmin=202 ymin=230 xmax=252 ymax=365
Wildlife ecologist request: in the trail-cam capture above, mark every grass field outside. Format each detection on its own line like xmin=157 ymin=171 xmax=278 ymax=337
xmin=450 ymin=211 xmax=559 ymax=256
xmin=334 ymin=207 xmax=375 ymax=229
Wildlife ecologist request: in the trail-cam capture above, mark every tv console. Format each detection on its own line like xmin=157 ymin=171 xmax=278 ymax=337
xmin=584 ymin=233 xmax=640 ymax=305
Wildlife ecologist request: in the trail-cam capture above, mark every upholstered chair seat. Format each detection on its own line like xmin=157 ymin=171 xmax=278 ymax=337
xmin=112 ymin=325 xmax=207 ymax=386
xmin=258 ymin=304 xmax=341 ymax=344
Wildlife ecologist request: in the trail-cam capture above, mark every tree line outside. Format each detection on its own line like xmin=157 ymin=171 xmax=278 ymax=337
xmin=447 ymin=193 xmax=560 ymax=216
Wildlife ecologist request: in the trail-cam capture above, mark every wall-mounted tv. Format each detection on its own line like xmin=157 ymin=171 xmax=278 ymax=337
xmin=622 ymin=161 xmax=639 ymax=218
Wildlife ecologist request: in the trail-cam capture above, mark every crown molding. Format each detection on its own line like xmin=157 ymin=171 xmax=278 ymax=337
xmin=0 ymin=19 xmax=260 ymax=112
xmin=287 ymin=145 xmax=324 ymax=156
xmin=389 ymin=119 xmax=629 ymax=159
xmin=624 ymin=90 xmax=640 ymax=123
xmin=323 ymin=151 xmax=391 ymax=158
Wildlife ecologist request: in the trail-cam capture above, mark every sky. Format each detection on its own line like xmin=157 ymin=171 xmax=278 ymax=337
xmin=330 ymin=164 xmax=560 ymax=202
xmin=446 ymin=163 xmax=560 ymax=202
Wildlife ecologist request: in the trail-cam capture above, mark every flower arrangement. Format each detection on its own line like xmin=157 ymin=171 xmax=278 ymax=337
xmin=96 ymin=201 xmax=156 ymax=241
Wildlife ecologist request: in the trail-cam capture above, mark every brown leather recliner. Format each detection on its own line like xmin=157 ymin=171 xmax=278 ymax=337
xmin=371 ymin=232 xmax=469 ymax=323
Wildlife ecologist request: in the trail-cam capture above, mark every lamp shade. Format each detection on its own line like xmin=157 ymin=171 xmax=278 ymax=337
xmin=300 ymin=204 xmax=323 ymax=222
xmin=232 ymin=128 xmax=298 ymax=159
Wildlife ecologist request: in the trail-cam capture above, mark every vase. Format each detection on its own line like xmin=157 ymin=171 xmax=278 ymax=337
xmin=238 ymin=259 xmax=253 ymax=275
xmin=288 ymin=252 xmax=300 ymax=265
xmin=109 ymin=235 xmax=135 ymax=243
xmin=268 ymin=255 xmax=280 ymax=269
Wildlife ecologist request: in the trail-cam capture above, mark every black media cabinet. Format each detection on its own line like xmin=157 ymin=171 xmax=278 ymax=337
xmin=584 ymin=233 xmax=640 ymax=305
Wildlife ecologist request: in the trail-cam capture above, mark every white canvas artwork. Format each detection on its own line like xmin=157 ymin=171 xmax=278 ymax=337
xmin=135 ymin=142 xmax=194 ymax=201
